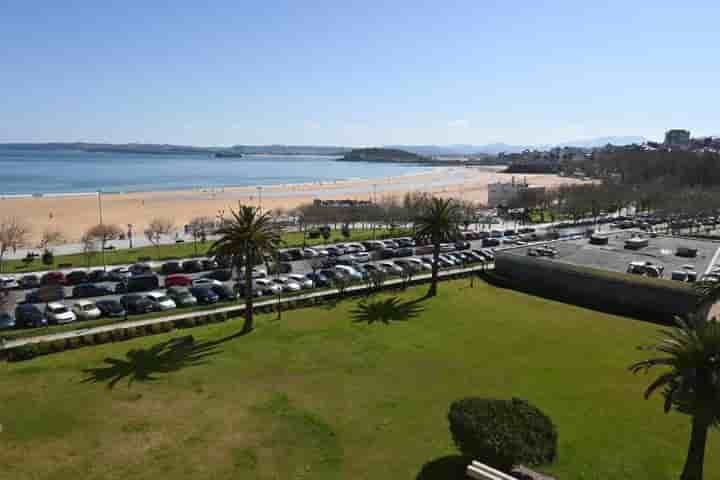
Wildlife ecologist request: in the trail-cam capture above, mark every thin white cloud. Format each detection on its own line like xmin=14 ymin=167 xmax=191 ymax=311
xmin=448 ymin=119 xmax=469 ymax=129
xmin=303 ymin=120 xmax=321 ymax=130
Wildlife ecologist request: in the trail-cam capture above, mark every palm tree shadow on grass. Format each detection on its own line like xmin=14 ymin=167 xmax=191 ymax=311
xmin=416 ymin=455 xmax=470 ymax=480
xmin=81 ymin=331 xmax=246 ymax=389
xmin=351 ymin=296 xmax=426 ymax=325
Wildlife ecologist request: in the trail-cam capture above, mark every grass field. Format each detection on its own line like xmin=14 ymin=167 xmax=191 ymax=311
xmin=0 ymin=279 xmax=715 ymax=479
xmin=1 ymin=228 xmax=410 ymax=273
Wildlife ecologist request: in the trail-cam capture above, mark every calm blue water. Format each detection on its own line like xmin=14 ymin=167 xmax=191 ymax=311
xmin=0 ymin=148 xmax=433 ymax=195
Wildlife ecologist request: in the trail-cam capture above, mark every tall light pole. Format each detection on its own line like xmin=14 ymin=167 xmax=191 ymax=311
xmin=257 ymin=186 xmax=263 ymax=212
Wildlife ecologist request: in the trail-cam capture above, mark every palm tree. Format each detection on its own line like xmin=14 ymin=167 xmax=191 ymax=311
xmin=629 ymin=315 xmax=720 ymax=480
xmin=413 ymin=197 xmax=461 ymax=297
xmin=209 ymin=206 xmax=281 ymax=333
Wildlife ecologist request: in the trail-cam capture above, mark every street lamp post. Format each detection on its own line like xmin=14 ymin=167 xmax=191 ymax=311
xmin=98 ymin=191 xmax=107 ymax=271
xmin=257 ymin=186 xmax=263 ymax=212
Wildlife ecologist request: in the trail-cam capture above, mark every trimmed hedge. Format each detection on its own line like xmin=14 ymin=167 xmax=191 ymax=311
xmin=448 ymin=397 xmax=557 ymax=472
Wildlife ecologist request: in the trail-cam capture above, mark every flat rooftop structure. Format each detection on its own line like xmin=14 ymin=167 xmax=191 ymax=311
xmin=505 ymin=230 xmax=720 ymax=280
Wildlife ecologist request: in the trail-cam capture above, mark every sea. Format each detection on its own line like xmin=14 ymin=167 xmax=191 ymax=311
xmin=0 ymin=148 xmax=435 ymax=196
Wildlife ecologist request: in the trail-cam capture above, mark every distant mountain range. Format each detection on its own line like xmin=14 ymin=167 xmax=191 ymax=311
xmin=0 ymin=137 xmax=648 ymax=158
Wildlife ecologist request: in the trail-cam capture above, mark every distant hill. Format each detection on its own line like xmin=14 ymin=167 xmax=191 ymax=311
xmin=340 ymin=148 xmax=428 ymax=163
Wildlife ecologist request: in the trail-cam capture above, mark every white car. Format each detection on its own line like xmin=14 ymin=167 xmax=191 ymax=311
xmin=288 ymin=274 xmax=314 ymax=289
xmin=335 ymin=265 xmax=363 ymax=280
xmin=254 ymin=278 xmax=282 ymax=295
xmin=379 ymin=262 xmax=404 ymax=275
xmin=0 ymin=276 xmax=19 ymax=290
xmin=145 ymin=291 xmax=177 ymax=311
xmin=251 ymin=268 xmax=267 ymax=279
xmin=302 ymin=247 xmax=319 ymax=258
xmin=45 ymin=302 xmax=77 ymax=324
xmin=345 ymin=243 xmax=366 ymax=253
xmin=408 ymin=257 xmax=431 ymax=271
xmin=351 ymin=252 xmax=371 ymax=263
xmin=314 ymin=248 xmax=329 ymax=256
xmin=272 ymin=277 xmax=302 ymax=292
xmin=192 ymin=278 xmax=223 ymax=287
xmin=72 ymin=300 xmax=102 ymax=321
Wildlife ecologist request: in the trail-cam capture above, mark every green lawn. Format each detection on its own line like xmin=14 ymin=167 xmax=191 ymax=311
xmin=0 ymin=279 xmax=715 ymax=479
xmin=1 ymin=228 xmax=410 ymax=273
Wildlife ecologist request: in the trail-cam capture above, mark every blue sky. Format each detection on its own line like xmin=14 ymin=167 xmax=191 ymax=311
xmin=2 ymin=1 xmax=719 ymax=146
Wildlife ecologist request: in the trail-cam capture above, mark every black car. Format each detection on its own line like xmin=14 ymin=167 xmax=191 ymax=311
xmin=25 ymin=286 xmax=65 ymax=303
xmin=166 ymin=287 xmax=198 ymax=307
xmin=73 ymin=283 xmax=114 ymax=298
xmin=380 ymin=248 xmax=397 ymax=259
xmin=65 ymin=270 xmax=89 ymax=285
xmin=278 ymin=251 xmax=294 ymax=262
xmin=161 ymin=261 xmax=183 ymax=275
xmin=189 ymin=286 xmax=220 ymax=304
xmin=395 ymin=247 xmax=414 ymax=257
xmin=19 ymin=274 xmax=40 ymax=289
xmin=115 ymin=274 xmax=160 ymax=293
xmin=203 ymin=269 xmax=233 ymax=281
xmin=214 ymin=255 xmax=232 ymax=268
xmin=268 ymin=262 xmax=292 ymax=274
xmin=0 ymin=312 xmax=15 ymax=330
xmin=88 ymin=270 xmax=111 ymax=283
xmin=305 ymin=272 xmax=331 ymax=287
xmin=182 ymin=260 xmax=203 ymax=273
xmin=95 ymin=299 xmax=126 ymax=318
xmin=454 ymin=241 xmax=470 ymax=251
xmin=211 ymin=284 xmax=238 ymax=301
xmin=120 ymin=294 xmax=154 ymax=314
xmin=14 ymin=304 xmax=47 ymax=328
xmin=129 ymin=263 xmax=153 ymax=276
xmin=201 ymin=259 xmax=219 ymax=271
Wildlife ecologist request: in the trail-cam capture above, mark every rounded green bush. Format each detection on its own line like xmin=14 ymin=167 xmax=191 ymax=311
xmin=82 ymin=335 xmax=95 ymax=345
xmin=50 ymin=339 xmax=67 ymax=352
xmin=448 ymin=397 xmax=557 ymax=472
xmin=67 ymin=337 xmax=81 ymax=349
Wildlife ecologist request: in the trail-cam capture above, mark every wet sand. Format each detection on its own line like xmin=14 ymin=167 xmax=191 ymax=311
xmin=0 ymin=166 xmax=586 ymax=243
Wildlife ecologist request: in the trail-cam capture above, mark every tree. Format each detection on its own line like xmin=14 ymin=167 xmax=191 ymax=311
xmin=188 ymin=216 xmax=215 ymax=254
xmin=0 ymin=217 xmax=30 ymax=274
xmin=41 ymin=250 xmax=54 ymax=266
xmin=80 ymin=233 xmax=98 ymax=268
xmin=413 ymin=197 xmax=461 ymax=297
xmin=630 ymin=315 xmax=720 ymax=480
xmin=85 ymin=224 xmax=122 ymax=252
xmin=209 ymin=206 xmax=281 ymax=333
xmin=144 ymin=217 xmax=175 ymax=248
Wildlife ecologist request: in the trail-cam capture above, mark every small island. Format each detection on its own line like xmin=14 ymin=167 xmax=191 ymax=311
xmin=339 ymin=148 xmax=429 ymax=163
xmin=213 ymin=151 xmax=244 ymax=158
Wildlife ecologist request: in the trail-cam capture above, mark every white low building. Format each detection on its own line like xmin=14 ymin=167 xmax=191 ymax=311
xmin=487 ymin=178 xmax=545 ymax=207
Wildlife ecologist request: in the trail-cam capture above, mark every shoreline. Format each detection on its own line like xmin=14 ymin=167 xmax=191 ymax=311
xmin=0 ymin=166 xmax=585 ymax=243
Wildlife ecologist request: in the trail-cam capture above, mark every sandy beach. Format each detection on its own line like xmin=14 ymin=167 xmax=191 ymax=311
xmin=0 ymin=166 xmax=585 ymax=243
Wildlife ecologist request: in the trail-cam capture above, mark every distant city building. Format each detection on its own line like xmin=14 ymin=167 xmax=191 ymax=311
xmin=664 ymin=129 xmax=691 ymax=148
xmin=312 ymin=199 xmax=372 ymax=208
xmin=488 ymin=178 xmax=545 ymax=207
xmin=500 ymin=150 xmax=560 ymax=173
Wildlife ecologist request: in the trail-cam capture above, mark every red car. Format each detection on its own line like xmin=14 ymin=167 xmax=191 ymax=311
xmin=40 ymin=271 xmax=66 ymax=286
xmin=164 ymin=274 xmax=193 ymax=287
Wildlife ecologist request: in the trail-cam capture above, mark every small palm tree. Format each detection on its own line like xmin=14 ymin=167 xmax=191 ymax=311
xmin=209 ymin=206 xmax=281 ymax=333
xmin=629 ymin=315 xmax=720 ymax=480
xmin=413 ymin=197 xmax=461 ymax=297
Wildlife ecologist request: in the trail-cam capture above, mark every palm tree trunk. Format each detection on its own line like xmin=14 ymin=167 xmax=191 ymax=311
xmin=428 ymin=240 xmax=440 ymax=297
xmin=681 ymin=415 xmax=710 ymax=480
xmin=243 ymin=255 xmax=254 ymax=333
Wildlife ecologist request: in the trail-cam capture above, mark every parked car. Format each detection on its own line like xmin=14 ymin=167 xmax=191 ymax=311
xmin=272 ymin=277 xmax=302 ymax=293
xmin=362 ymin=240 xmax=385 ymax=251
xmin=18 ymin=274 xmax=40 ymax=289
xmin=235 ymin=282 xmax=264 ymax=297
xmin=145 ymin=291 xmax=177 ymax=311
xmin=88 ymin=270 xmax=111 ymax=283
xmin=15 ymin=304 xmax=47 ymax=328
xmin=378 ymin=261 xmax=404 ymax=276
xmin=382 ymin=240 xmax=399 ymax=249
xmin=268 ymin=262 xmax=292 ymax=274
xmin=45 ymin=302 xmax=76 ymax=324
xmin=95 ymin=299 xmax=126 ymax=318
xmin=192 ymin=277 xmax=222 ymax=287
xmin=0 ymin=312 xmax=15 ymax=330
xmin=203 ymin=269 xmax=233 ymax=282
xmin=161 ymin=261 xmax=183 ymax=275
xmin=165 ymin=274 xmax=193 ymax=288
xmin=166 ymin=286 xmax=198 ymax=307
xmin=109 ymin=267 xmax=132 ymax=281
xmin=305 ymin=272 xmax=331 ymax=287
xmin=455 ymin=241 xmax=470 ymax=251
xmin=40 ymin=271 xmax=66 ymax=286
xmin=116 ymin=274 xmax=161 ymax=293
xmin=73 ymin=283 xmax=114 ymax=298
xmin=189 ymin=286 xmax=220 ymax=304
xmin=201 ymin=259 xmax=219 ymax=271
xmin=351 ymin=252 xmax=371 ymax=263
xmin=26 ymin=285 xmax=66 ymax=303
xmin=211 ymin=283 xmax=238 ymax=301
xmin=395 ymin=247 xmax=414 ymax=257
xmin=182 ymin=260 xmax=203 ymax=273
xmin=65 ymin=270 xmax=89 ymax=285
xmin=301 ymin=247 xmax=319 ymax=258
xmin=0 ymin=276 xmax=19 ymax=290
xmin=345 ymin=243 xmax=366 ymax=253
xmin=129 ymin=263 xmax=153 ymax=276
xmin=319 ymin=269 xmax=345 ymax=283
xmin=408 ymin=257 xmax=432 ymax=270
xmin=288 ymin=274 xmax=314 ymax=289
xmin=380 ymin=248 xmax=397 ymax=259
xmin=326 ymin=246 xmax=346 ymax=257
xmin=120 ymin=294 xmax=155 ymax=314
xmin=396 ymin=238 xmax=415 ymax=248
xmin=253 ymin=278 xmax=282 ymax=295
xmin=335 ymin=265 xmax=363 ymax=280
xmin=71 ymin=300 xmax=102 ymax=321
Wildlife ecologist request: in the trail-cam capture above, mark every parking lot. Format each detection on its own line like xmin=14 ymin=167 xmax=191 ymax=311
xmin=506 ymin=230 xmax=720 ymax=281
